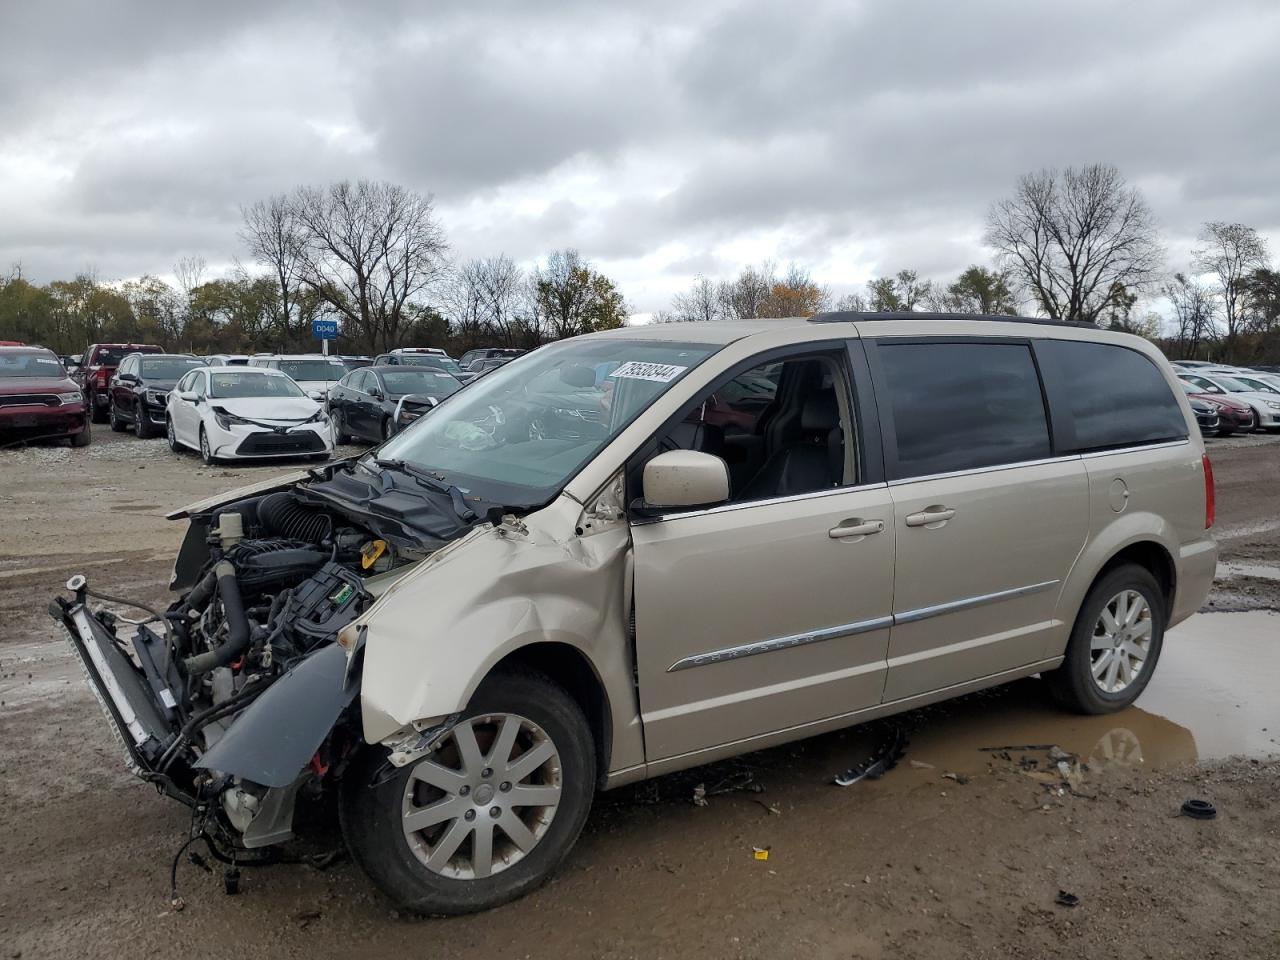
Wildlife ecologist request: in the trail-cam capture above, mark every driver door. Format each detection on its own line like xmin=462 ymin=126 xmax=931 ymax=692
xmin=630 ymin=344 xmax=895 ymax=762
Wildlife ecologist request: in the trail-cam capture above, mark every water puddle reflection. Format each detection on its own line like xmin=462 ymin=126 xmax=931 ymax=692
xmin=900 ymin=611 xmax=1279 ymax=775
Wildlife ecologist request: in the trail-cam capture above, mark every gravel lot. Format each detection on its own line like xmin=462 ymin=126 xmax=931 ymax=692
xmin=1 ymin=427 xmax=1278 ymax=959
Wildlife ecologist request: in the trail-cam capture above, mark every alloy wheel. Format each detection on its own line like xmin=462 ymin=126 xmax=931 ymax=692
xmin=1089 ymin=589 xmax=1153 ymax=694
xmin=401 ymin=713 xmax=563 ymax=880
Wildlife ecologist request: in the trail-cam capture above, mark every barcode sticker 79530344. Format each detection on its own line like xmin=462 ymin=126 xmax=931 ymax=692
xmin=608 ymin=361 xmax=688 ymax=383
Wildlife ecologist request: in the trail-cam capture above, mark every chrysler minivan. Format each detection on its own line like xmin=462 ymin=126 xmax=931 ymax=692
xmin=54 ymin=313 xmax=1216 ymax=915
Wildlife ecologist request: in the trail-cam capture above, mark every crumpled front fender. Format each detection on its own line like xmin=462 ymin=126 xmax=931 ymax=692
xmin=357 ymin=494 xmax=644 ymax=776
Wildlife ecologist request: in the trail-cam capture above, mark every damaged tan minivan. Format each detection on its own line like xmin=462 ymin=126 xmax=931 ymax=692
xmin=54 ymin=312 xmax=1217 ymax=914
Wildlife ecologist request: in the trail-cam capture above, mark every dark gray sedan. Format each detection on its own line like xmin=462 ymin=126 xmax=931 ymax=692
xmin=327 ymin=365 xmax=463 ymax=443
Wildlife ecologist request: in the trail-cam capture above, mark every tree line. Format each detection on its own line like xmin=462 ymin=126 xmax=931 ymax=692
xmin=3 ymin=165 xmax=1278 ymax=364
xmin=0 ymin=180 xmax=628 ymax=357
xmin=660 ymin=164 xmax=1280 ymax=364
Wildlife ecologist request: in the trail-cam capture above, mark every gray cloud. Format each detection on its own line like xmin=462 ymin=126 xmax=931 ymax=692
xmin=2 ymin=0 xmax=1278 ymax=310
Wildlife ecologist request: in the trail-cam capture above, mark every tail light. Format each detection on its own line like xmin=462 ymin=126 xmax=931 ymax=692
xmin=1202 ymin=453 xmax=1215 ymax=529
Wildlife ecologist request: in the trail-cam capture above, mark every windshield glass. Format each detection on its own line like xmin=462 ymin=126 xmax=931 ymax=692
xmin=278 ymin=359 xmax=346 ymax=382
xmin=375 ymin=338 xmax=717 ymax=506
xmin=1212 ymin=376 xmax=1254 ymax=393
xmin=209 ymin=372 xmax=307 ymax=399
xmin=0 ymin=351 xmax=64 ymax=378
xmin=142 ymin=357 xmax=205 ymax=379
xmin=396 ymin=355 xmax=464 ymax=375
xmin=380 ymin=369 xmax=462 ymax=397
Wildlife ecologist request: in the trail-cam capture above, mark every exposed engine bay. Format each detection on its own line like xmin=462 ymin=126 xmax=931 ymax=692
xmin=50 ymin=462 xmax=487 ymax=881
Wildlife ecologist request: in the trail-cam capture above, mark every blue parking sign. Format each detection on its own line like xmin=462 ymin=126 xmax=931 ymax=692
xmin=312 ymin=319 xmax=339 ymax=340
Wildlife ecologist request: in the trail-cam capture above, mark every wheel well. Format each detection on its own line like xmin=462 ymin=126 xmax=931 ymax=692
xmin=493 ymin=643 xmax=612 ymax=787
xmin=1099 ymin=541 xmax=1176 ymax=615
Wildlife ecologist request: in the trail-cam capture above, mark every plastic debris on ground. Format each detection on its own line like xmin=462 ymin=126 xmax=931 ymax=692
xmin=834 ymin=723 xmax=907 ymax=786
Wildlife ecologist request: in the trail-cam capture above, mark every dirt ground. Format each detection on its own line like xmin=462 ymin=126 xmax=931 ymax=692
xmin=1 ymin=427 xmax=1278 ymax=960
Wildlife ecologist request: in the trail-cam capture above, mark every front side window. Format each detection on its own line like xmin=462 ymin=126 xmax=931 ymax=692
xmin=1038 ymin=340 xmax=1187 ymax=452
xmin=877 ymin=341 xmax=1050 ymax=479
xmin=377 ymin=339 xmax=717 ymax=508
xmin=646 ymin=352 xmax=850 ymax=503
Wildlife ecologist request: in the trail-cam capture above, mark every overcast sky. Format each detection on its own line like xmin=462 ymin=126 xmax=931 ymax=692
xmin=3 ymin=0 xmax=1278 ymax=316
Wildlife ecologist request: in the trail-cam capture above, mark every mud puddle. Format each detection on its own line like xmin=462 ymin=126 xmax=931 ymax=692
xmin=896 ymin=611 xmax=1280 ymax=780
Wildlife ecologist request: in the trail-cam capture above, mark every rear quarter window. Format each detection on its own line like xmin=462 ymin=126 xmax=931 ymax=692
xmin=1037 ymin=340 xmax=1187 ymax=453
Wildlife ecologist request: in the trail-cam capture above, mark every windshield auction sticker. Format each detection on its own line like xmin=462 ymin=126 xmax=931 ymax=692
xmin=608 ymin=361 xmax=688 ymax=383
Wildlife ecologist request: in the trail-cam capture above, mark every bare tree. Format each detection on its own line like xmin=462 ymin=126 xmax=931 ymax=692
xmin=241 ymin=195 xmax=305 ymax=340
xmin=174 ymin=255 xmax=207 ymax=300
xmin=833 ymin=290 xmax=868 ymax=312
xmin=985 ymin=164 xmax=1164 ymax=324
xmin=717 ymin=262 xmax=774 ymax=319
xmin=670 ymin=276 xmax=723 ymax=322
xmin=1193 ymin=222 xmax=1270 ymax=350
xmin=443 ymin=255 xmax=528 ymax=346
xmin=1164 ymin=272 xmax=1219 ymax=359
xmin=289 ymin=180 xmax=448 ymax=353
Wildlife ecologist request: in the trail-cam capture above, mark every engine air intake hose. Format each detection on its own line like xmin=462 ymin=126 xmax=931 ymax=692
xmin=257 ymin=492 xmax=332 ymax=544
xmin=182 ymin=561 xmax=251 ymax=677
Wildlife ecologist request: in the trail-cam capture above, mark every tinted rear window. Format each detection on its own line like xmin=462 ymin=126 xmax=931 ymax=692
xmin=877 ymin=341 xmax=1051 ymax=479
xmin=1037 ymin=341 xmax=1187 ymax=452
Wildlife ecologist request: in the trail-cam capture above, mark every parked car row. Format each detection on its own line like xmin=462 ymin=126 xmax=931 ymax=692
xmin=1171 ymin=360 xmax=1280 ymax=434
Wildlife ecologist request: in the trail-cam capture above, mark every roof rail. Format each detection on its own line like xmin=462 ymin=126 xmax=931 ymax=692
xmin=809 ymin=310 xmax=1095 ymax=329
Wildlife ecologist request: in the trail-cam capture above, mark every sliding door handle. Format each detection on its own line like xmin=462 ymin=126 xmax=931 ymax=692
xmin=829 ymin=519 xmax=885 ymax=539
xmin=904 ymin=506 xmax=956 ymax=527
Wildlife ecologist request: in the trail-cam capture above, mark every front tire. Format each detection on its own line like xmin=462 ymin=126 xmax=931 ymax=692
xmin=108 ymin=399 xmax=127 ymax=432
xmin=134 ymin=401 xmax=155 ymax=438
xmin=70 ymin=426 xmax=91 ymax=448
xmin=341 ymin=670 xmax=596 ymax=916
xmin=199 ymin=426 xmax=217 ymax=465
xmin=381 ymin=416 xmax=395 ymax=442
xmin=332 ymin=408 xmax=352 ymax=445
xmin=1044 ymin=564 xmax=1166 ymax=714
xmin=166 ymin=417 xmax=181 ymax=452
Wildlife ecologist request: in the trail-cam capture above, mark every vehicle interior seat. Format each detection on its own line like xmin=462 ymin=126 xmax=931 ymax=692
xmin=739 ymin=390 xmax=843 ymax=500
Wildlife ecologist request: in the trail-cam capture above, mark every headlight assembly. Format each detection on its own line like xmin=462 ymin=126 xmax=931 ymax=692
xmin=212 ymin=407 xmax=253 ymax=429
xmin=57 ymin=392 xmax=82 ymax=404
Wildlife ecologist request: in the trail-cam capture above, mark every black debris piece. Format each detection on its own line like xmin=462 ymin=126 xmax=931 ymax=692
xmin=1055 ymin=890 xmax=1080 ymax=907
xmin=1181 ymin=798 xmax=1218 ymax=820
xmin=834 ymin=723 xmax=907 ymax=787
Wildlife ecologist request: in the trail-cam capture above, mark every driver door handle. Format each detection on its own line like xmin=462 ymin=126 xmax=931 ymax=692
xmin=905 ymin=506 xmax=956 ymax=527
xmin=828 ymin=519 xmax=885 ymax=539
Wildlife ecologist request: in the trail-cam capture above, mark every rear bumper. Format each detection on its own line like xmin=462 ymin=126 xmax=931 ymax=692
xmin=1172 ymin=537 xmax=1218 ymax=626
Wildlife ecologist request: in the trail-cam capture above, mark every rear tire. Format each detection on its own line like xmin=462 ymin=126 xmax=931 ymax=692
xmin=341 ymin=669 xmax=596 ymax=916
xmin=89 ymin=392 xmax=108 ymax=424
xmin=134 ymin=401 xmax=155 ymax=438
xmin=1044 ymin=564 xmax=1166 ymax=715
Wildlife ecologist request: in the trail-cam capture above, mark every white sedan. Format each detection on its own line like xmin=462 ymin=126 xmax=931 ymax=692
xmin=166 ymin=366 xmax=334 ymax=464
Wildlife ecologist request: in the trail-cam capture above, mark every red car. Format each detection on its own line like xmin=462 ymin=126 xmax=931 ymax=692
xmin=1178 ymin=379 xmax=1256 ymax=435
xmin=74 ymin=342 xmax=164 ymax=422
xmin=0 ymin=346 xmax=90 ymax=447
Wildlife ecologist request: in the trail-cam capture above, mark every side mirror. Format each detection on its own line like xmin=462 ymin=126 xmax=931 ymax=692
xmin=178 ymin=390 xmax=199 ymax=402
xmin=639 ymin=450 xmax=730 ymax=512
xmin=369 ymin=388 xmax=383 ymax=400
